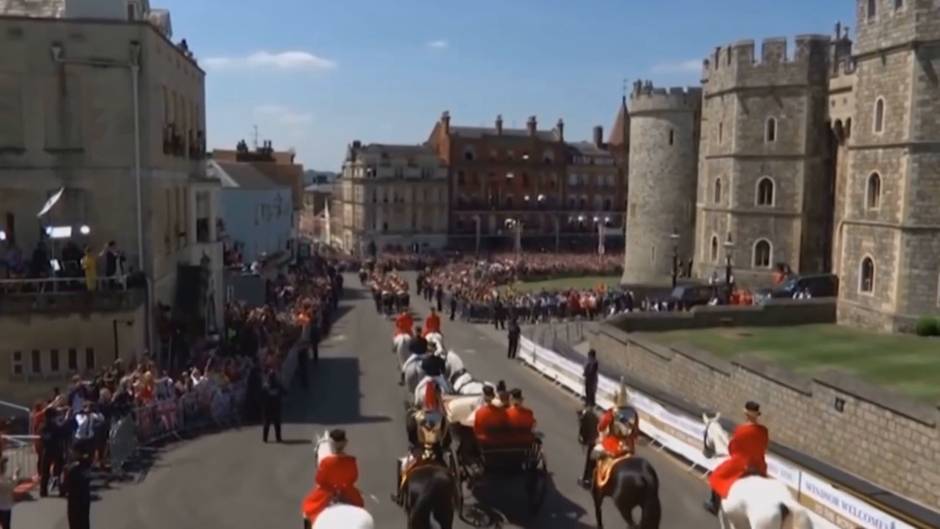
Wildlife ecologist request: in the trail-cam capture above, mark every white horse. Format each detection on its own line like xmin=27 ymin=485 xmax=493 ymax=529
xmin=307 ymin=431 xmax=375 ymax=529
xmin=392 ymin=332 xmax=413 ymax=369
xmin=702 ymin=415 xmax=813 ymax=529
xmin=441 ymin=350 xmax=490 ymax=395
xmin=425 ymin=332 xmax=445 ymax=353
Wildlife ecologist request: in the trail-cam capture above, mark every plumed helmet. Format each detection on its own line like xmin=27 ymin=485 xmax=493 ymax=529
xmin=613 ymin=376 xmax=630 ymax=409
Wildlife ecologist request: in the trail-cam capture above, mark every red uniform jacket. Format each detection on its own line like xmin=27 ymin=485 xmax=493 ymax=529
xmin=395 ymin=313 xmax=414 ymax=336
xmin=424 ymin=314 xmax=441 ymax=336
xmin=473 ymin=404 xmax=509 ymax=445
xmin=302 ymin=454 xmax=365 ymax=523
xmin=505 ymin=405 xmax=536 ymax=444
xmin=708 ymin=422 xmax=769 ymax=498
xmin=597 ymin=409 xmax=639 ymax=456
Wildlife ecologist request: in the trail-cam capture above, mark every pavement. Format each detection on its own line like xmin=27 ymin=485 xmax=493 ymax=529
xmin=17 ymin=273 xmax=714 ymax=529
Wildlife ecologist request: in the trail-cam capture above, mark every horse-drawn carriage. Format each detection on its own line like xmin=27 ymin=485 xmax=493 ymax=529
xmin=443 ymin=395 xmax=549 ymax=515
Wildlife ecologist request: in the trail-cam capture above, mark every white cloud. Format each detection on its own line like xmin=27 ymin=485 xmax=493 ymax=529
xmin=427 ymin=40 xmax=448 ymax=50
xmin=650 ymin=59 xmax=702 ymax=74
xmin=253 ymin=105 xmax=313 ymax=127
xmin=204 ymin=51 xmax=336 ymax=72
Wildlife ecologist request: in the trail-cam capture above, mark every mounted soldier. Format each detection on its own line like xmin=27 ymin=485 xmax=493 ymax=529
xmin=580 ymin=378 xmax=639 ymax=488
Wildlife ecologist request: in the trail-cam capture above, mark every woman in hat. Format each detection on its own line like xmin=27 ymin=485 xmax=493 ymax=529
xmin=705 ymin=401 xmax=769 ymax=515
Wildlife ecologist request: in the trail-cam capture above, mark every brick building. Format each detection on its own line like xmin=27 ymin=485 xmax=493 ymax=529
xmin=427 ymin=112 xmax=625 ymax=252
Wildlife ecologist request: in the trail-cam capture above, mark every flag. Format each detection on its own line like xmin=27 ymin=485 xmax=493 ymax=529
xmin=37 ymin=187 xmax=65 ymax=218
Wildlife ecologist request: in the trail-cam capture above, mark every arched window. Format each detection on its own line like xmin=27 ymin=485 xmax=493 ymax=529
xmin=713 ymin=177 xmax=722 ymax=204
xmin=756 ymin=177 xmax=775 ymax=206
xmin=867 ymin=172 xmax=881 ymax=209
xmin=765 ymin=117 xmax=777 ymax=143
xmin=668 ymin=129 xmax=675 ymax=146
xmin=753 ymin=239 xmax=772 ymax=268
xmin=874 ymin=98 xmax=885 ymax=133
xmin=860 ymin=257 xmax=875 ymax=293
xmin=718 ymin=121 xmax=723 ymax=144
xmin=463 ymin=146 xmax=476 ymax=161
xmin=710 ymin=235 xmax=719 ymax=263
xmin=867 ymin=0 xmax=877 ymax=19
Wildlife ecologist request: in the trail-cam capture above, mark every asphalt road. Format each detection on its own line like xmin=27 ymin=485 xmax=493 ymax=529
xmin=18 ymin=273 xmax=714 ymax=529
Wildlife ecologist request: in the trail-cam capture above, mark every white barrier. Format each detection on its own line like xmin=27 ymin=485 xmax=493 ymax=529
xmin=517 ymin=336 xmax=923 ymax=529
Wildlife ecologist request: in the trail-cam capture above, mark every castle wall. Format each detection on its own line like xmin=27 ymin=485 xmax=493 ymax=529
xmin=622 ymin=83 xmax=701 ymax=286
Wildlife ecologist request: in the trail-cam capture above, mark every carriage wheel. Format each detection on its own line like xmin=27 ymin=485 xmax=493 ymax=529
xmin=525 ymin=451 xmax=549 ymax=514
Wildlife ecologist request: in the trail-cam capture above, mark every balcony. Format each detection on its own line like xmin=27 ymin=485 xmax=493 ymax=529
xmin=0 ymin=277 xmax=146 ymax=315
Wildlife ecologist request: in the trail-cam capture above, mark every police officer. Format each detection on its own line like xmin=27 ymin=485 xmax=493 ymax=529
xmin=64 ymin=450 xmax=92 ymax=529
xmin=261 ymin=369 xmax=285 ymax=443
xmin=507 ymin=318 xmax=521 ymax=359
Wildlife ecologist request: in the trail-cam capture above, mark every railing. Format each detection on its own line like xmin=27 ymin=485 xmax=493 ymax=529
xmin=1 ymin=435 xmax=38 ymax=481
xmin=0 ymin=275 xmax=144 ymax=313
xmin=0 ymin=275 xmax=131 ymax=294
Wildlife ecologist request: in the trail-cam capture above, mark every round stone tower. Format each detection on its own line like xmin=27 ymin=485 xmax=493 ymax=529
xmin=622 ymin=80 xmax=702 ymax=287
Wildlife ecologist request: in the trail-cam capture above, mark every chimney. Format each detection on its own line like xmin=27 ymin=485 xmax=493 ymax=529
xmin=593 ymin=126 xmax=604 ymax=148
xmin=496 ymin=114 xmax=503 ymax=135
xmin=527 ymin=116 xmax=537 ymax=137
xmin=441 ymin=111 xmax=451 ymax=134
xmin=556 ymin=118 xmax=565 ymax=142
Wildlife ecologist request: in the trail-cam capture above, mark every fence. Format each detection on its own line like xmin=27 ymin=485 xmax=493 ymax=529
xmin=1 ymin=435 xmax=39 ymax=481
xmin=516 ymin=334 xmax=937 ymax=529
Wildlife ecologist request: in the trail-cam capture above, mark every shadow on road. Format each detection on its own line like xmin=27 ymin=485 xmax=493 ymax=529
xmin=286 ymin=357 xmax=391 ymax=427
xmin=470 ymin=473 xmax=594 ymax=529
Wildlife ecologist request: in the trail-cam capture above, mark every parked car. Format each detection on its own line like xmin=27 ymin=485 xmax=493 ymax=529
xmin=766 ymin=273 xmax=839 ymax=300
xmin=669 ymin=284 xmax=718 ymax=309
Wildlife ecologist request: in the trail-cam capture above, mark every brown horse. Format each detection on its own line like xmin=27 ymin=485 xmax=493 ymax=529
xmin=577 ymin=408 xmax=662 ymax=529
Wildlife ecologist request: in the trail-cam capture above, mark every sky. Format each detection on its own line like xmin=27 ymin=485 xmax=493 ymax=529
xmin=159 ymin=0 xmax=855 ymax=171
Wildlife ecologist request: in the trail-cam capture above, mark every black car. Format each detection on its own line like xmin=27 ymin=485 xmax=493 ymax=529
xmin=769 ymin=274 xmax=839 ymax=299
xmin=669 ymin=285 xmax=718 ymax=309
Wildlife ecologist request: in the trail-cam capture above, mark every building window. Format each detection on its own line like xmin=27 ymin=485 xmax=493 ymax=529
xmin=718 ymin=121 xmax=723 ymax=144
xmin=382 ymin=222 xmax=388 ymax=233
xmin=874 ymin=98 xmax=885 ymax=134
xmin=650 ymin=245 xmax=656 ymax=266
xmin=668 ymin=129 xmax=675 ymax=145
xmin=860 ymin=257 xmax=875 ymax=293
xmin=710 ymin=235 xmax=719 ymax=264
xmin=50 ymin=349 xmax=60 ymax=373
xmin=867 ymin=172 xmax=881 ymax=210
xmin=11 ymin=351 xmax=23 ymax=377
xmin=895 ymin=0 xmax=903 ymax=8
xmin=543 ymin=150 xmax=554 ymax=164
xmin=68 ymin=348 xmax=78 ymax=371
xmin=753 ymin=239 xmax=772 ymax=268
xmin=603 ymin=198 xmax=612 ymax=210
xmin=765 ymin=117 xmax=777 ymax=143
xmin=756 ymin=177 xmax=775 ymax=206
xmin=31 ymin=350 xmax=41 ymax=375
xmin=714 ymin=177 xmax=722 ymax=204
xmin=463 ymin=147 xmax=475 ymax=161
xmin=505 ymin=195 xmax=514 ymax=209
xmin=85 ymin=348 xmax=95 ymax=370
xmin=867 ymin=0 xmax=877 ymax=19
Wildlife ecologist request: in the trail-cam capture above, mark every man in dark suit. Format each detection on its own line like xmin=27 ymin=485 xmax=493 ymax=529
xmin=261 ymin=369 xmax=286 ymax=443
xmin=64 ymin=450 xmax=92 ymax=529
xmin=583 ymin=349 xmax=599 ymax=408
xmin=507 ymin=319 xmax=521 ymax=360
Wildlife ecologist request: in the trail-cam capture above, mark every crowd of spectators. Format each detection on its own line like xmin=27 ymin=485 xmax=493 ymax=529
xmin=1 ymin=239 xmax=129 ymax=293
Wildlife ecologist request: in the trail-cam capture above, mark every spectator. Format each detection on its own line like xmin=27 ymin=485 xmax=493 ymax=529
xmin=507 ymin=319 xmax=520 ymax=360
xmin=64 ymin=450 xmax=92 ymax=529
xmin=80 ymin=245 xmax=97 ymax=292
xmin=0 ymin=457 xmax=15 ymax=529
xmin=261 ymin=369 xmax=285 ymax=443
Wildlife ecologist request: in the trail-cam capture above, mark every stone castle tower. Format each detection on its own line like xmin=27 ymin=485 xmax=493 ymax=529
xmin=693 ymin=35 xmax=833 ymax=286
xmin=835 ymin=0 xmax=940 ymax=331
xmin=622 ymin=81 xmax=701 ymax=287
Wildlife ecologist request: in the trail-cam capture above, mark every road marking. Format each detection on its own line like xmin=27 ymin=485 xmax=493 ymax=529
xmin=368 ymin=493 xmax=380 ymax=504
xmin=464 ymin=348 xmax=477 ymax=355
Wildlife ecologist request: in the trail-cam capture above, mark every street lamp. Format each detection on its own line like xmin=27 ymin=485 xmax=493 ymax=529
xmin=79 ymin=225 xmax=91 ymax=236
xmin=723 ymin=233 xmax=735 ymax=302
xmin=670 ymin=227 xmax=680 ymax=288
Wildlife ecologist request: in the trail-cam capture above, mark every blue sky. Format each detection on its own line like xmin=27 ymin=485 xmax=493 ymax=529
xmin=161 ymin=0 xmax=854 ymax=170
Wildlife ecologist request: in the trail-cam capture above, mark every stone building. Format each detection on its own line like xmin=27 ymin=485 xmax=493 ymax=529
xmin=427 ymin=112 xmax=626 ymax=252
xmin=614 ymin=0 xmax=940 ymax=331
xmin=694 ymin=35 xmax=833 ymax=287
xmin=622 ymin=81 xmax=701 ymax=287
xmin=0 ymin=0 xmax=223 ymax=401
xmin=834 ymin=0 xmax=940 ymax=331
xmin=332 ymin=142 xmax=449 ymax=255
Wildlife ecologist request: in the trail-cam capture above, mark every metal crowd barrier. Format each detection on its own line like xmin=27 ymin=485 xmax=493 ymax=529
xmin=1 ymin=435 xmax=38 ymax=480
xmin=132 ymin=380 xmax=248 ymax=447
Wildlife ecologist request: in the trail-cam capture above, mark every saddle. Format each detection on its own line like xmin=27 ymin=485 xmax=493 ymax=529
xmin=595 ymin=453 xmax=633 ymax=490
xmin=399 ymin=451 xmax=444 ymax=490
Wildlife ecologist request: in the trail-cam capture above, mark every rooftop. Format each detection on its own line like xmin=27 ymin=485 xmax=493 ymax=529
xmin=567 ymin=141 xmax=612 ymax=157
xmin=449 ymin=126 xmax=559 ymax=142
xmin=210 ymin=160 xmax=287 ymax=190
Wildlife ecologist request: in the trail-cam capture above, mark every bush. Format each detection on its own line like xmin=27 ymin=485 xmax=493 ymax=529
xmin=914 ymin=316 xmax=940 ymax=337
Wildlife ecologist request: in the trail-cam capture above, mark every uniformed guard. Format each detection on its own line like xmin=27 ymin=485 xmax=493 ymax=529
xmin=704 ymin=401 xmax=769 ymax=515
xmin=580 ymin=378 xmax=639 ymax=488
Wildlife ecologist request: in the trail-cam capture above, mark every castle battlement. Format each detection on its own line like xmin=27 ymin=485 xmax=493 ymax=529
xmin=629 ymin=80 xmax=702 ymax=114
xmin=703 ymin=35 xmax=831 ymax=93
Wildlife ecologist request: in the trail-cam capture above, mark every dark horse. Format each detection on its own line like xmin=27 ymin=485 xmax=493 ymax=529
xmin=397 ymin=409 xmax=459 ymax=529
xmin=577 ymin=408 xmax=662 ymax=529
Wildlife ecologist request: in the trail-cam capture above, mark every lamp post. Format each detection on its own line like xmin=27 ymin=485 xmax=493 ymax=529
xmin=723 ymin=233 xmax=735 ymax=302
xmin=472 ymin=214 xmax=481 ymax=255
xmin=670 ymin=227 xmax=680 ymax=288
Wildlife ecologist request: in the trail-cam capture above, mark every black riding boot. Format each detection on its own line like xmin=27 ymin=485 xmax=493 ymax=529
xmin=579 ymin=451 xmax=595 ymax=489
xmin=703 ymin=490 xmax=721 ymax=515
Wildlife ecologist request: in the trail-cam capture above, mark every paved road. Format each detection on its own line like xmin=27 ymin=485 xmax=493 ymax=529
xmin=19 ymin=274 xmax=714 ymax=529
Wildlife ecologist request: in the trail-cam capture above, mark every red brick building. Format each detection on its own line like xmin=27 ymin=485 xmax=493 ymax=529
xmin=427 ymin=111 xmax=626 ymax=252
